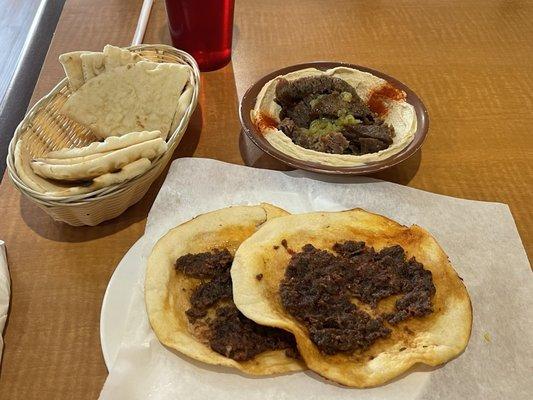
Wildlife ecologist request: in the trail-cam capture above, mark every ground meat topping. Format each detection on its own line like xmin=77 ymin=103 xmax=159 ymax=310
xmin=185 ymin=269 xmax=233 ymax=322
xmin=176 ymin=249 xmax=298 ymax=361
xmin=209 ymin=304 xmax=298 ymax=361
xmin=273 ymin=75 xmax=396 ymax=155
xmin=175 ymin=248 xmax=233 ymax=279
xmin=279 ymin=241 xmax=435 ymax=355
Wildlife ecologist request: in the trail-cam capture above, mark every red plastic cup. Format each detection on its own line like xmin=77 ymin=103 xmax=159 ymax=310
xmin=164 ymin=0 xmax=235 ymax=71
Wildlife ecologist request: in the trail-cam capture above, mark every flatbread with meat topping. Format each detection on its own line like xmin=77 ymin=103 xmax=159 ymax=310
xmin=145 ymin=204 xmax=305 ymax=375
xmin=231 ymin=208 xmax=472 ymax=387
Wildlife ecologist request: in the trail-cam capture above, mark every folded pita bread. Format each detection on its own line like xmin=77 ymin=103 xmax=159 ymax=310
xmin=14 ymin=141 xmax=151 ymax=196
xmin=80 ymin=44 xmax=143 ymax=83
xmin=232 ymin=209 xmax=472 ymax=387
xmin=30 ymin=138 xmax=167 ymax=181
xmin=59 ymin=51 xmax=90 ymax=91
xmin=61 ymin=61 xmax=189 ymax=139
xmin=102 ymin=44 xmax=143 ymax=70
xmin=80 ymin=52 xmax=105 ymax=82
xmin=60 ymin=45 xmax=144 ymax=91
xmin=37 ymin=152 xmax=106 ymax=166
xmin=14 ymin=141 xmax=72 ymax=193
xmin=145 ymin=204 xmax=305 ymax=375
xmin=46 ymin=130 xmax=164 ymax=159
xmin=171 ymin=84 xmax=194 ymax=132
xmin=47 ymin=158 xmax=152 ymax=196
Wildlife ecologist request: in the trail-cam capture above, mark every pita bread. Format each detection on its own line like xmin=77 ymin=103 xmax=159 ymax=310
xmin=30 ymin=137 xmax=166 ymax=181
xmin=36 ymin=152 xmax=106 ymax=166
xmin=170 ymin=84 xmax=193 ymax=132
xmin=14 ymin=141 xmax=71 ymax=193
xmin=14 ymin=141 xmax=151 ymax=196
xmin=61 ymin=61 xmax=189 ymax=139
xmin=103 ymin=44 xmax=143 ymax=70
xmin=46 ymin=130 xmax=165 ymax=159
xmin=145 ymin=204 xmax=305 ymax=375
xmin=80 ymin=44 xmax=143 ymax=82
xmin=46 ymin=158 xmax=152 ymax=196
xmin=80 ymin=52 xmax=105 ymax=82
xmin=232 ymin=209 xmax=472 ymax=387
xmin=60 ymin=45 xmax=144 ymax=91
xmin=59 ymin=51 xmax=89 ymax=91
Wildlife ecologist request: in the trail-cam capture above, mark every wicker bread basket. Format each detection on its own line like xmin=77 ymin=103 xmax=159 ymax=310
xmin=6 ymin=44 xmax=199 ymax=226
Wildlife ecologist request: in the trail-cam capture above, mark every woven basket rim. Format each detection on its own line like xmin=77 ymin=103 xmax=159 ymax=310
xmin=7 ymin=44 xmax=200 ymax=205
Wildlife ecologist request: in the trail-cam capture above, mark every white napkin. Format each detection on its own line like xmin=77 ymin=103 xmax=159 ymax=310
xmin=100 ymin=158 xmax=533 ymax=400
xmin=0 ymin=240 xmax=10 ymax=361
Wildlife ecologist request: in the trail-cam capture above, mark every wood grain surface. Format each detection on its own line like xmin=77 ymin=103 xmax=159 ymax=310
xmin=0 ymin=0 xmax=531 ymax=398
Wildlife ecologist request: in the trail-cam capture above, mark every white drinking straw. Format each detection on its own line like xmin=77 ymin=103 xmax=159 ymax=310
xmin=132 ymin=0 xmax=155 ymax=45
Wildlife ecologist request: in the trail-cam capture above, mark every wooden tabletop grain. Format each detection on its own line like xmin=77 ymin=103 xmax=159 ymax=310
xmin=0 ymin=0 xmax=531 ymax=398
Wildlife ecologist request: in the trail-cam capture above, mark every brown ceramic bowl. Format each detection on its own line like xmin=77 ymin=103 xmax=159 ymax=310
xmin=239 ymin=62 xmax=429 ymax=175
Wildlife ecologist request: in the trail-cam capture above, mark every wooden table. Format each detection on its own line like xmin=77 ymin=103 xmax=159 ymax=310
xmin=0 ymin=0 xmax=531 ymax=398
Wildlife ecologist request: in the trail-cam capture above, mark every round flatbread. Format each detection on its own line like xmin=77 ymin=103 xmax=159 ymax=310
xmin=251 ymin=67 xmax=417 ymax=167
xmin=145 ymin=204 xmax=305 ymax=375
xmin=232 ymin=208 xmax=472 ymax=387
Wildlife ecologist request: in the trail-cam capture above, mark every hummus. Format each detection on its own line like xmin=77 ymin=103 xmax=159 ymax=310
xmin=251 ymin=67 xmax=417 ymax=167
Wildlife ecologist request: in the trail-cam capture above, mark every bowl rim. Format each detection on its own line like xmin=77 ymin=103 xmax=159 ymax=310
xmin=239 ymin=61 xmax=429 ymax=175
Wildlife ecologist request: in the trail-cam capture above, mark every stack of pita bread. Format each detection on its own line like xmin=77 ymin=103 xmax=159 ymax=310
xmin=14 ymin=45 xmax=191 ymax=197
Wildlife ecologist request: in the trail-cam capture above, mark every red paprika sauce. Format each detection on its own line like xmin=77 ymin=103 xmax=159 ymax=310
xmin=367 ymin=83 xmax=406 ymax=117
xmin=253 ymin=113 xmax=278 ymax=134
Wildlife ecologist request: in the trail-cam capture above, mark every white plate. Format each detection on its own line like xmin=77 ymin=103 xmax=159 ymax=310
xmin=99 ymin=232 xmax=430 ymax=397
xmin=100 ymin=237 xmax=145 ymax=370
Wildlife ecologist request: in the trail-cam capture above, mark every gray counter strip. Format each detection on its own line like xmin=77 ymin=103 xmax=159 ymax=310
xmin=0 ymin=0 xmax=65 ymax=180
